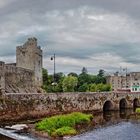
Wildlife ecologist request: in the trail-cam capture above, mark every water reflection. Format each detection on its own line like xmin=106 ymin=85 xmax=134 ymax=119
xmin=103 ymin=109 xmax=134 ymax=121
xmin=70 ymin=109 xmax=140 ymax=140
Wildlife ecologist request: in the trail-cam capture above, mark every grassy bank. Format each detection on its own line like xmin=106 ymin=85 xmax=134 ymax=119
xmin=35 ymin=112 xmax=93 ymax=137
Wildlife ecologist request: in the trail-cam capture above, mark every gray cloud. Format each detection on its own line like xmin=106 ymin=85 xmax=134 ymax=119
xmin=0 ymin=0 xmax=140 ymax=74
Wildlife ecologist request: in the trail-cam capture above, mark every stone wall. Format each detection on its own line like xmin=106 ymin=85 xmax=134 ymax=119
xmin=5 ymin=65 xmax=35 ymax=93
xmin=0 ymin=62 xmax=5 ymax=91
xmin=0 ymin=92 xmax=140 ymax=121
xmin=0 ymin=61 xmax=42 ymax=93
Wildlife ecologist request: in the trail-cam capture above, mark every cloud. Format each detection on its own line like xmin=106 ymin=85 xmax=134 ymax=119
xmin=0 ymin=0 xmax=140 ymax=74
xmin=44 ymin=52 xmax=138 ymax=74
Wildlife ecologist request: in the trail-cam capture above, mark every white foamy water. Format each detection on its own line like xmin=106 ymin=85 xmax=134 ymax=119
xmin=0 ymin=128 xmax=36 ymax=140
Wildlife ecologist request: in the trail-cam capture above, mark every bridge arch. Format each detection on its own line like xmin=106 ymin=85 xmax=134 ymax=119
xmin=103 ymin=100 xmax=113 ymax=111
xmin=133 ymin=98 xmax=139 ymax=108
xmin=119 ymin=98 xmax=127 ymax=109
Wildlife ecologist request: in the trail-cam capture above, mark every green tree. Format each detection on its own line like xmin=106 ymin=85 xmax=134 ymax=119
xmin=81 ymin=67 xmax=88 ymax=74
xmin=78 ymin=73 xmax=91 ymax=86
xmin=54 ymin=72 xmax=64 ymax=83
xmin=89 ymin=83 xmax=111 ymax=92
xmin=89 ymin=84 xmax=96 ymax=92
xmin=95 ymin=76 xmax=106 ymax=84
xmin=96 ymin=69 xmax=106 ymax=84
xmin=68 ymin=72 xmax=78 ymax=77
xmin=42 ymin=68 xmax=48 ymax=84
xmin=102 ymin=84 xmax=112 ymax=91
xmin=96 ymin=83 xmax=104 ymax=91
xmin=78 ymin=83 xmax=89 ymax=92
xmin=62 ymin=76 xmax=78 ymax=92
xmin=97 ymin=69 xmax=105 ymax=77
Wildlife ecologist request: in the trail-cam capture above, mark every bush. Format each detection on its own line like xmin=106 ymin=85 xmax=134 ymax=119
xmin=136 ymin=108 xmax=140 ymax=113
xmin=35 ymin=112 xmax=93 ymax=136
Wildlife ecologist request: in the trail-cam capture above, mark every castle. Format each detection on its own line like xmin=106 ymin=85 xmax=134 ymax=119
xmin=0 ymin=37 xmax=43 ymax=93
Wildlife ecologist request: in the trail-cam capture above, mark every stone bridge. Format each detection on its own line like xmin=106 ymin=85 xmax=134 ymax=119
xmin=0 ymin=92 xmax=140 ymax=121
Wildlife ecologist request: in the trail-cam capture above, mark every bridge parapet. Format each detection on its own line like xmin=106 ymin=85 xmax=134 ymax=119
xmin=0 ymin=92 xmax=140 ymax=121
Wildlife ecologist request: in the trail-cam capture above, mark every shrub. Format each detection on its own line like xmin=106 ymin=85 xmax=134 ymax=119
xmin=35 ymin=112 xmax=93 ymax=136
xmin=136 ymin=108 xmax=140 ymax=113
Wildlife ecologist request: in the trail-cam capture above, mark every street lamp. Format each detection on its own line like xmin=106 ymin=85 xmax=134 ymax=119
xmin=51 ymin=53 xmax=56 ymax=85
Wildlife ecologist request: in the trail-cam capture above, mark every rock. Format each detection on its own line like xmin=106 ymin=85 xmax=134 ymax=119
xmin=5 ymin=124 xmax=28 ymax=131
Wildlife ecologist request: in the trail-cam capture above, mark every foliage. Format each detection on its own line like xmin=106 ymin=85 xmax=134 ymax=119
xmin=62 ymin=76 xmax=78 ymax=92
xmin=51 ymin=126 xmax=77 ymax=137
xmin=136 ymin=108 xmax=140 ymax=113
xmin=78 ymin=83 xmax=89 ymax=92
xmin=78 ymin=73 xmax=91 ymax=86
xmin=89 ymin=84 xmax=111 ymax=92
xmin=42 ymin=67 xmax=110 ymax=93
xmin=54 ymin=72 xmax=64 ymax=83
xmin=35 ymin=112 xmax=93 ymax=136
xmin=68 ymin=72 xmax=78 ymax=77
xmin=97 ymin=69 xmax=105 ymax=77
xmin=42 ymin=68 xmax=48 ymax=84
xmin=89 ymin=84 xmax=96 ymax=92
xmin=81 ymin=67 xmax=88 ymax=74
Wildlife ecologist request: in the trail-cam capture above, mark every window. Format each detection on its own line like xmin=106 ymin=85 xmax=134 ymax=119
xmin=132 ymin=88 xmax=134 ymax=91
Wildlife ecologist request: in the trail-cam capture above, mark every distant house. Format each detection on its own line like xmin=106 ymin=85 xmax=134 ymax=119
xmin=106 ymin=72 xmax=140 ymax=92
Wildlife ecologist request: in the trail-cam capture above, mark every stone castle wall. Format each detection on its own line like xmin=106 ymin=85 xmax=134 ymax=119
xmin=0 ymin=62 xmax=5 ymax=91
xmin=0 ymin=37 xmax=43 ymax=93
xmin=5 ymin=64 xmax=35 ymax=93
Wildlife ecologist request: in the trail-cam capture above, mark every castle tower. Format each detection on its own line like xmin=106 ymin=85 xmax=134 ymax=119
xmin=16 ymin=37 xmax=43 ymax=87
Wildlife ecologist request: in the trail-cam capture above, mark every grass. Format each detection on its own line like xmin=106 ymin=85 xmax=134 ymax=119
xmin=35 ymin=112 xmax=93 ymax=137
xmin=51 ymin=126 xmax=77 ymax=136
xmin=136 ymin=108 xmax=140 ymax=113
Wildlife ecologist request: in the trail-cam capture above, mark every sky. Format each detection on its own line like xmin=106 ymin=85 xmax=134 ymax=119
xmin=0 ymin=0 xmax=140 ymax=74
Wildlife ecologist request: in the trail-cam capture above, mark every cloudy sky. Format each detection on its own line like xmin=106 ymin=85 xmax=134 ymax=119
xmin=0 ymin=0 xmax=140 ymax=74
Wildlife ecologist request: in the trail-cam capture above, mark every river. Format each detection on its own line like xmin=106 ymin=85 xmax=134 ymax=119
xmin=70 ymin=109 xmax=140 ymax=140
xmin=0 ymin=109 xmax=140 ymax=140
xmin=70 ymin=121 xmax=140 ymax=140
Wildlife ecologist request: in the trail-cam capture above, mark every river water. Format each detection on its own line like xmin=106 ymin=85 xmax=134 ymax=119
xmin=0 ymin=109 xmax=140 ymax=140
xmin=70 ymin=110 xmax=140 ymax=140
xmin=70 ymin=121 xmax=140 ymax=140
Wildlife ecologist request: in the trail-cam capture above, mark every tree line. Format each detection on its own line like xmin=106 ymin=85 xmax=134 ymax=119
xmin=42 ymin=67 xmax=111 ymax=93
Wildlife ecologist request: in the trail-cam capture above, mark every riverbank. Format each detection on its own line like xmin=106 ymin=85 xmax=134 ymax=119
xmin=1 ymin=109 xmax=140 ymax=140
xmin=25 ymin=110 xmax=140 ymax=139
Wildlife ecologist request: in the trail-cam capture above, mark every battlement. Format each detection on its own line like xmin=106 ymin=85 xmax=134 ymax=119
xmin=22 ymin=37 xmax=37 ymax=48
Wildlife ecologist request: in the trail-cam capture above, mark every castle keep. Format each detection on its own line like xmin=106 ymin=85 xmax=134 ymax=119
xmin=0 ymin=37 xmax=43 ymax=93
